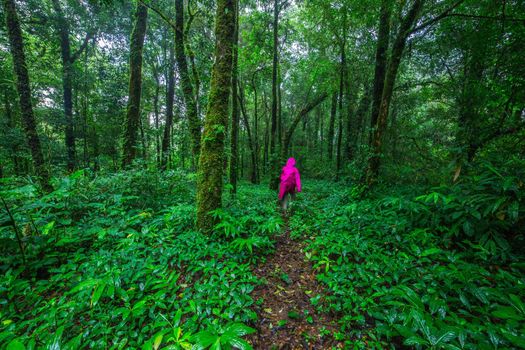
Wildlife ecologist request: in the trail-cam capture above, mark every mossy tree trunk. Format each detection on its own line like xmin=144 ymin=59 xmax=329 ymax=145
xmin=122 ymin=2 xmax=148 ymax=168
xmin=175 ymin=0 xmax=200 ymax=163
xmin=269 ymin=0 xmax=280 ymax=190
xmin=369 ymin=0 xmax=392 ymax=146
xmin=367 ymin=0 xmax=424 ymax=185
xmin=336 ymin=38 xmax=346 ymax=180
xmin=196 ymin=0 xmax=236 ymax=233
xmin=229 ymin=0 xmax=240 ymax=194
xmin=2 ymin=0 xmax=52 ymax=192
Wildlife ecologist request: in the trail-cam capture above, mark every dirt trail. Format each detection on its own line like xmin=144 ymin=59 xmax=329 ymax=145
xmin=248 ymin=214 xmax=342 ymax=349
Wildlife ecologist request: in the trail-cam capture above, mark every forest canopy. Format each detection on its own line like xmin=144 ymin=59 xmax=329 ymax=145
xmin=1 ymin=0 xmax=524 ymax=348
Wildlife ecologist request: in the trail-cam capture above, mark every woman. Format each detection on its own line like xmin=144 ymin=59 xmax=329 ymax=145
xmin=278 ymin=157 xmax=301 ymax=211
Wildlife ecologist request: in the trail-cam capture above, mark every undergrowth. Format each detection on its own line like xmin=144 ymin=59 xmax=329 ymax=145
xmin=0 ymin=169 xmax=281 ymax=349
xmin=290 ymin=161 xmax=524 ymax=349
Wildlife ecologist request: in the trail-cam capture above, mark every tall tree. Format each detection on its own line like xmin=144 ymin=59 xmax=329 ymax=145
xmin=369 ymin=0 xmax=392 ymax=145
xmin=229 ymin=0 xmax=240 ymax=194
xmin=367 ymin=0 xmax=424 ymax=185
xmin=161 ymin=44 xmax=176 ymax=170
xmin=336 ymin=27 xmax=346 ymax=179
xmin=238 ymin=81 xmax=258 ymax=184
xmin=122 ymin=2 xmax=148 ymax=168
xmin=269 ymin=0 xmax=279 ymax=190
xmin=174 ymin=0 xmax=201 ymax=163
xmin=51 ymin=0 xmax=93 ymax=172
xmin=196 ymin=0 xmax=236 ymax=232
xmin=327 ymin=91 xmax=337 ymax=160
xmin=2 ymin=0 xmax=51 ymax=191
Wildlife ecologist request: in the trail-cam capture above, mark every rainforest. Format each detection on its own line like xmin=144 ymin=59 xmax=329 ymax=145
xmin=0 ymin=0 xmax=524 ymax=349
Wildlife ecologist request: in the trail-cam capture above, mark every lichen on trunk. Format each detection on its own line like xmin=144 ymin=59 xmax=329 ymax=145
xmin=122 ymin=2 xmax=148 ymax=168
xmin=196 ymin=0 xmax=236 ymax=233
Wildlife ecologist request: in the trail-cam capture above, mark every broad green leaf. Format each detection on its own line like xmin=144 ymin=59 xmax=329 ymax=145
xmin=404 ymin=336 xmax=428 ymax=346
xmin=7 ymin=340 xmax=25 ymax=350
xmin=91 ymin=282 xmax=105 ymax=307
xmin=420 ymin=248 xmax=442 ymax=257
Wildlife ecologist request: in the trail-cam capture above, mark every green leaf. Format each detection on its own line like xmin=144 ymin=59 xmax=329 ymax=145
xmin=492 ymin=306 xmax=524 ymax=320
xmin=223 ymin=323 xmax=256 ymax=337
xmin=41 ymin=221 xmax=55 ymax=235
xmin=420 ymin=248 xmax=442 ymax=257
xmin=435 ymin=330 xmax=456 ymax=345
xmin=503 ymin=332 xmax=525 ymax=347
xmin=7 ymin=340 xmax=25 ymax=350
xmin=91 ymin=282 xmax=105 ymax=307
xmin=68 ymin=278 xmax=98 ymax=295
xmin=509 ymin=294 xmax=525 ymax=314
xmin=191 ymin=331 xmax=218 ymax=350
xmin=153 ymin=333 xmax=163 ymax=350
xmin=223 ymin=337 xmax=253 ymax=350
xmin=404 ymin=336 xmax=428 ymax=346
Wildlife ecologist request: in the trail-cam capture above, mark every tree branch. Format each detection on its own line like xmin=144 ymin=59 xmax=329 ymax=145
xmin=71 ymin=31 xmax=95 ymax=63
xmin=410 ymin=0 xmax=465 ymax=34
xmin=447 ymin=13 xmax=525 ymax=23
xmin=139 ymin=0 xmax=178 ymax=33
xmin=283 ymin=92 xmax=328 ymax=153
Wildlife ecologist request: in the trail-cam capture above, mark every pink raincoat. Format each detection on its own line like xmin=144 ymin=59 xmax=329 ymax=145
xmin=278 ymin=157 xmax=302 ymax=200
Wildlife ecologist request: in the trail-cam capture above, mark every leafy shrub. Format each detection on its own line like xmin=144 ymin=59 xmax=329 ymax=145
xmin=0 ymin=173 xmax=278 ymax=349
xmin=292 ymin=178 xmax=525 ymax=349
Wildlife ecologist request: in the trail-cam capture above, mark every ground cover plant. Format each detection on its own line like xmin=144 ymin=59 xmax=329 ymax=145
xmin=290 ymin=162 xmax=525 ymax=349
xmin=1 ymin=170 xmax=282 ymax=349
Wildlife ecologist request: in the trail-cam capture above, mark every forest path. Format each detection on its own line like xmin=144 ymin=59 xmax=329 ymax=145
xmin=248 ymin=212 xmax=343 ymax=349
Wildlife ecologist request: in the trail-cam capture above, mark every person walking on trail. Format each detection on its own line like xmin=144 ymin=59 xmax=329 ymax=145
xmin=279 ymin=157 xmax=301 ymax=211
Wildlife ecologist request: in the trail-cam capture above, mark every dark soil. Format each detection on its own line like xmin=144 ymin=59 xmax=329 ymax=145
xmin=248 ymin=214 xmax=343 ymax=349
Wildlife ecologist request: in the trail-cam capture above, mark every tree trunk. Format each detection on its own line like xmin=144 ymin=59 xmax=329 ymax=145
xmin=319 ymin=104 xmax=324 ymax=161
xmin=175 ymin=0 xmax=200 ymax=161
xmin=344 ymin=79 xmax=357 ymax=161
xmin=269 ymin=0 xmax=279 ymax=190
xmin=354 ymin=84 xmax=371 ymax=150
xmin=196 ymin=0 xmax=236 ymax=233
xmin=161 ymin=44 xmax=176 ymax=170
xmin=327 ymin=92 xmax=337 ymax=160
xmin=229 ymin=1 xmax=240 ymax=194
xmin=81 ymin=44 xmax=90 ymax=169
xmin=3 ymin=0 xmax=51 ymax=191
xmin=336 ymin=41 xmax=346 ymax=179
xmin=51 ymin=0 xmax=76 ymax=171
xmin=153 ymin=68 xmax=161 ymax=167
xmin=4 ymin=92 xmax=19 ymax=175
xmin=369 ymin=0 xmax=392 ymax=145
xmin=252 ymin=73 xmax=260 ymax=183
xmin=122 ymin=2 xmax=148 ymax=168
xmin=367 ymin=0 xmax=424 ymax=185
xmin=239 ymin=82 xmax=257 ymax=184
xmin=139 ymin=113 xmax=147 ymax=161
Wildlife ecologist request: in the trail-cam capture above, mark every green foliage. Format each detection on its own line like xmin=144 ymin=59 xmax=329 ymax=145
xmin=291 ymin=176 xmax=524 ymax=349
xmin=0 ymin=171 xmax=278 ymax=348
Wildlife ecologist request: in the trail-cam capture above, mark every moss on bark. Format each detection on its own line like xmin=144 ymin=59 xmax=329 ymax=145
xmin=122 ymin=2 xmax=148 ymax=168
xmin=196 ymin=0 xmax=236 ymax=233
xmin=175 ymin=0 xmax=201 ymax=161
xmin=2 ymin=0 xmax=52 ymax=192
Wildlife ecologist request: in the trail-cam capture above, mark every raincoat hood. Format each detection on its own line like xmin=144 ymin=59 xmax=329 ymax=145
xmin=285 ymin=157 xmax=296 ymax=167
